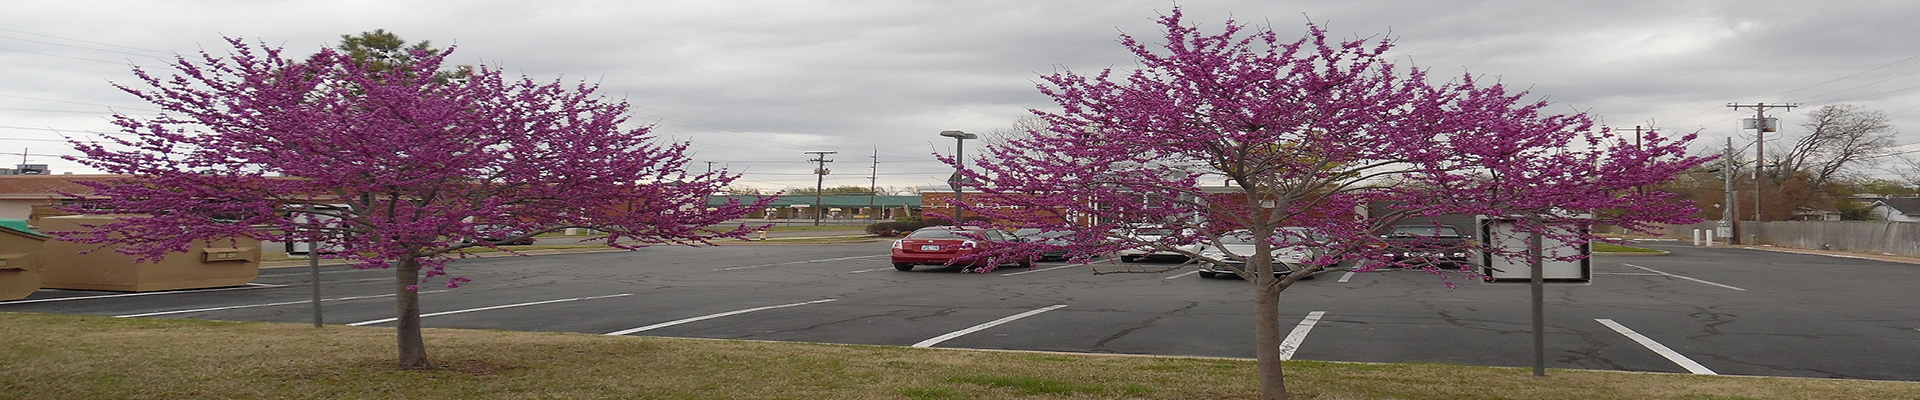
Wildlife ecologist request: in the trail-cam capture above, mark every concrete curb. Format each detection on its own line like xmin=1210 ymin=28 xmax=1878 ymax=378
xmin=1735 ymin=245 xmax=1920 ymax=265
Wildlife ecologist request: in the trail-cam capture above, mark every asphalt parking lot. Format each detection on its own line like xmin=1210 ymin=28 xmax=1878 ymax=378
xmin=6 ymin=240 xmax=1918 ymax=382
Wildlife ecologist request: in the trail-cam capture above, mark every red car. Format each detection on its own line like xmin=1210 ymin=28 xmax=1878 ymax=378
xmin=891 ymin=227 xmax=1033 ymax=271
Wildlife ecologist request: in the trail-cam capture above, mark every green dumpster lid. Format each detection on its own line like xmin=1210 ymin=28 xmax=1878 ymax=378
xmin=0 ymin=219 xmax=47 ymax=237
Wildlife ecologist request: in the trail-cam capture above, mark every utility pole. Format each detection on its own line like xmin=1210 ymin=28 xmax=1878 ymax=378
xmin=1727 ymin=102 xmax=1796 ymax=223
xmin=804 ymin=151 xmax=836 ymax=226
xmin=705 ymin=161 xmax=717 ymax=174
xmin=1724 ymin=137 xmax=1739 ymax=244
xmin=868 ymin=147 xmax=878 ymax=220
xmin=1630 ymin=125 xmax=1644 ymax=151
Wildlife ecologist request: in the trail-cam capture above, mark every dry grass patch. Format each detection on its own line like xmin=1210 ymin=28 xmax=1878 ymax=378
xmin=2 ymin=313 xmax=1917 ymax=399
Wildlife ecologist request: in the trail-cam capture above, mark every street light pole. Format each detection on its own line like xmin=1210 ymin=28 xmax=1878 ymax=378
xmin=939 ymin=130 xmax=977 ymax=225
xmin=805 ymin=151 xmax=836 ymax=226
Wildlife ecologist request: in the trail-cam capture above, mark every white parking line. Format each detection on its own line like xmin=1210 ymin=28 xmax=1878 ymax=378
xmin=1280 ymin=311 xmax=1326 ymax=360
xmin=1621 ymin=264 xmax=1746 ymax=291
xmin=849 ymin=267 xmax=893 ymax=273
xmin=0 ymin=285 xmax=275 ymax=305
xmin=717 ymin=254 xmax=889 ymax=271
xmin=1338 ymin=271 xmax=1356 ymax=283
xmin=1001 ymin=264 xmax=1078 ymax=276
xmin=113 ymin=290 xmax=452 ymax=318
xmin=1163 ymin=270 xmax=1200 ymax=280
xmin=1596 ymin=319 xmax=1717 ymax=375
xmin=912 ymin=304 xmax=1068 ymax=348
xmin=257 ymin=268 xmax=386 ymax=277
xmin=345 ymin=294 xmax=632 ymax=326
xmin=605 ymin=299 xmax=839 ymax=335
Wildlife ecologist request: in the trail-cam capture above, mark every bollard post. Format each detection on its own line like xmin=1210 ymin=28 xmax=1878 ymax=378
xmin=1692 ymin=229 xmax=1702 ymax=246
xmin=758 ymin=229 xmax=768 ymax=241
xmin=1705 ymin=230 xmax=1714 ymax=247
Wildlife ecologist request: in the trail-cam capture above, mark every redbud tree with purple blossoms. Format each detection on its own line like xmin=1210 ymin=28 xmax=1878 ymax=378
xmin=952 ymin=9 xmax=1711 ymax=399
xmin=64 ymin=38 xmax=771 ymax=369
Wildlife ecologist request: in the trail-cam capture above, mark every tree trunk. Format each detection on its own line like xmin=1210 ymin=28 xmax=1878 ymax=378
xmin=1255 ymin=280 xmax=1289 ymax=400
xmin=394 ymin=256 xmax=430 ymax=369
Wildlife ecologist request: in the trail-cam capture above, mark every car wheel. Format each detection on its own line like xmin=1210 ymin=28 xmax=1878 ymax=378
xmin=1120 ymin=255 xmax=1139 ymax=263
xmin=1019 ymin=259 xmax=1035 ymax=268
xmin=893 ymin=263 xmax=914 ymax=271
xmin=1198 ymin=271 xmax=1218 ymax=279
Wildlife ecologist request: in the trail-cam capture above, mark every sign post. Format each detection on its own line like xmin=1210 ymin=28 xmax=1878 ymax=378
xmin=1478 ymin=216 xmax=1591 ymax=377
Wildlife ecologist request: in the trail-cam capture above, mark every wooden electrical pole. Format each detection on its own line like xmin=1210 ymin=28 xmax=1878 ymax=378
xmin=1727 ymin=102 xmax=1796 ymax=223
xmin=805 ymin=151 xmax=836 ymax=226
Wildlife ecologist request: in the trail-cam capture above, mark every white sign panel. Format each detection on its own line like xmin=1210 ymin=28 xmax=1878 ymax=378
xmin=1477 ymin=217 xmax=1590 ymax=283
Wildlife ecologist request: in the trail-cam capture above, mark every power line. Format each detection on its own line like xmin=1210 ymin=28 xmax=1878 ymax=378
xmin=0 ymin=125 xmax=128 ymax=137
xmin=0 ymin=47 xmax=135 ymax=66
xmin=0 ymin=94 xmax=159 ymax=113
xmin=1789 ymin=69 xmax=1920 ymax=103
xmin=1810 ymin=81 xmax=1920 ymax=104
xmin=0 ymin=28 xmax=173 ymax=55
xmin=627 ymin=104 xmax=818 ymax=148
xmin=1752 ymin=53 xmax=1920 ymax=101
xmin=0 ymin=34 xmax=174 ymax=61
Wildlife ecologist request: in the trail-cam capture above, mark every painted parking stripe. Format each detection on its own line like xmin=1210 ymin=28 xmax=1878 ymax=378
xmin=1280 ymin=311 xmax=1326 ymax=360
xmin=1621 ymin=264 xmax=1746 ymax=291
xmin=1596 ymin=319 xmax=1717 ymax=375
xmin=717 ymin=254 xmax=889 ymax=271
xmin=1001 ymin=264 xmax=1078 ymax=276
xmin=345 ymin=294 xmax=632 ymax=326
xmin=1338 ymin=271 xmax=1356 ymax=283
xmin=605 ymin=299 xmax=838 ymax=335
xmin=257 ymin=268 xmax=387 ymax=277
xmin=849 ymin=267 xmax=893 ymax=273
xmin=0 ymin=285 xmax=275 ymax=305
xmin=1163 ymin=270 xmax=1200 ymax=280
xmin=113 ymin=290 xmax=452 ymax=318
xmin=913 ymin=304 xmax=1068 ymax=348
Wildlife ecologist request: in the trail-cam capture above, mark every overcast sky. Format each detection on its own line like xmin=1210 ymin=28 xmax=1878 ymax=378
xmin=5 ymin=1 xmax=1920 ymax=190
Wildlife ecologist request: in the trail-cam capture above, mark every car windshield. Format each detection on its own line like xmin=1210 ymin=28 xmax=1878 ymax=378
xmin=907 ymin=229 xmax=978 ymax=239
xmin=1219 ymin=228 xmax=1315 ymax=245
xmin=1032 ymin=231 xmax=1072 ymax=239
xmin=1012 ymin=228 xmax=1042 ymax=237
xmin=1132 ymin=228 xmax=1176 ymax=236
xmin=1390 ymin=226 xmax=1460 ymax=237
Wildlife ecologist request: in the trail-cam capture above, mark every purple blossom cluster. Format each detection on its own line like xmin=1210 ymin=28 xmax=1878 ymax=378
xmin=61 ymin=38 xmax=773 ymax=288
xmin=949 ymin=10 xmax=1711 ymax=280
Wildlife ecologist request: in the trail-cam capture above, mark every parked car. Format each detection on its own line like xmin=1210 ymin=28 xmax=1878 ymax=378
xmin=467 ymin=224 xmax=535 ymax=246
xmin=1114 ymin=224 xmax=1203 ymax=263
xmin=1380 ymin=224 xmax=1472 ymax=266
xmin=892 ymin=227 xmax=1033 ymax=271
xmin=1196 ymin=228 xmax=1323 ymax=279
xmin=1011 ymin=228 xmax=1074 ymax=261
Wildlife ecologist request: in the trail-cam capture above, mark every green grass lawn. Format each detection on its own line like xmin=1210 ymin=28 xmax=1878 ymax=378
xmin=3 ymin=313 xmax=1913 ymax=399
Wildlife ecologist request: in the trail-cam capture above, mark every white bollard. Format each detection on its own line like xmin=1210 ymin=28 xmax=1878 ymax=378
xmin=1705 ymin=230 xmax=1714 ymax=247
xmin=1692 ymin=229 xmax=1702 ymax=246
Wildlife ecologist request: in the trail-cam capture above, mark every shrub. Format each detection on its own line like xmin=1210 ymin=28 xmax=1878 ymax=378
xmin=866 ymin=221 xmax=898 ymax=236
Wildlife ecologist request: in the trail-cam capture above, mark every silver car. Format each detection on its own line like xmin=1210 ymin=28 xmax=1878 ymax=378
xmin=1114 ymin=224 xmax=1203 ymax=263
xmin=1196 ymin=228 xmax=1323 ymax=279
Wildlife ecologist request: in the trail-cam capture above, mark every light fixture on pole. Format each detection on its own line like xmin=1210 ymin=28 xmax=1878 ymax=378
xmin=805 ymin=151 xmax=837 ymax=226
xmin=938 ymin=130 xmax=977 ymax=225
